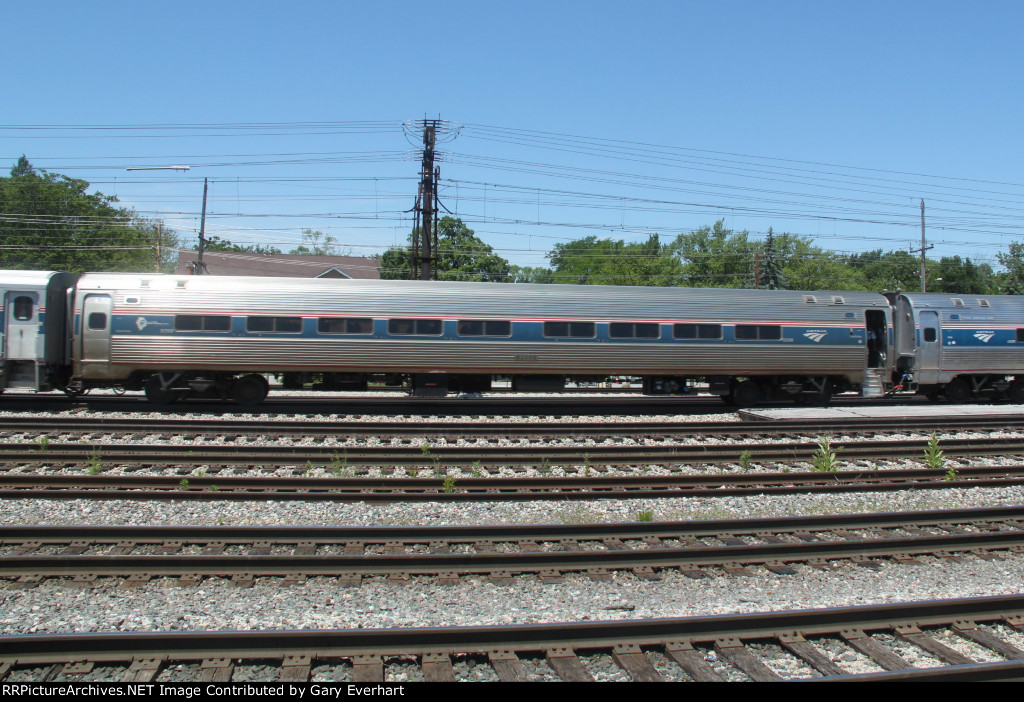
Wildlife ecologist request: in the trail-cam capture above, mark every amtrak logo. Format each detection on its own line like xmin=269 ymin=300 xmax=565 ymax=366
xmin=974 ymin=331 xmax=996 ymax=343
xmin=136 ymin=317 xmax=148 ymax=331
xmin=803 ymin=331 xmax=828 ymax=343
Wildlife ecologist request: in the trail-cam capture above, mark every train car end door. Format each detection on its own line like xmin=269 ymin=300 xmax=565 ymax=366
xmin=79 ymin=294 xmax=113 ymax=378
xmin=917 ymin=310 xmax=940 ymax=384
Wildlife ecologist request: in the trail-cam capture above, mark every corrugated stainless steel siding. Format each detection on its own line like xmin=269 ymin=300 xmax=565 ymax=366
xmin=105 ymin=337 xmax=864 ymax=378
xmin=939 ymin=348 xmax=1024 ymax=373
xmin=79 ymin=275 xmax=889 ymax=324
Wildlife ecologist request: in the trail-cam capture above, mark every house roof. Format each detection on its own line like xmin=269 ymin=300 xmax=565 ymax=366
xmin=175 ymin=250 xmax=382 ymax=279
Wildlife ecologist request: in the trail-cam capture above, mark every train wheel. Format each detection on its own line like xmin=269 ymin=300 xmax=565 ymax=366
xmin=944 ymin=378 xmax=970 ymax=403
xmin=731 ymin=381 xmax=762 ymax=408
xmin=232 ymin=374 xmax=269 ymax=405
xmin=144 ymin=374 xmax=178 ymax=405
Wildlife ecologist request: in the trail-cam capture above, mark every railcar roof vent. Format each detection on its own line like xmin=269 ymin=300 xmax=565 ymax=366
xmin=803 ymin=295 xmax=817 ymax=303
xmin=832 ymin=296 xmax=845 ymax=304
xmin=176 ymin=280 xmax=187 ymax=288
xmin=140 ymin=280 xmax=151 ymax=287
xmin=979 ymin=299 xmax=991 ymax=307
xmin=952 ymin=298 xmax=965 ymax=307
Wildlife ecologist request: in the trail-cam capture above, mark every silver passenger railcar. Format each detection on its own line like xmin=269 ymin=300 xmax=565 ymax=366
xmin=0 ymin=270 xmax=77 ymax=393
xmin=68 ymin=273 xmax=893 ymax=405
xmin=890 ymin=292 xmax=1024 ymax=402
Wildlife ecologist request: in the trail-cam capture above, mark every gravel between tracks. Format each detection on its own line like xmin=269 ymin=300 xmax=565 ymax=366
xmin=3 ymin=393 xmax=1024 ymax=681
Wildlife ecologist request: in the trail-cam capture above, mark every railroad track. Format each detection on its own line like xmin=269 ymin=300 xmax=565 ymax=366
xmin=3 ymin=464 xmax=1024 ymax=501
xmin=4 ymin=413 xmax=1024 ymax=440
xmin=4 ymin=594 xmax=1024 ymax=681
xmin=0 ymin=392 xmax=727 ymax=417
xmin=3 ymin=506 xmax=1023 ymax=584
xmin=1 ymin=436 xmax=1021 ymax=469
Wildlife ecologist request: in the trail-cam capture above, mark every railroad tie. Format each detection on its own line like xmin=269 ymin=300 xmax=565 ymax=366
xmin=200 ymin=658 xmax=234 ymax=682
xmin=662 ymin=641 xmax=726 ymax=682
xmin=421 ymin=652 xmax=456 ymax=682
xmin=714 ymin=637 xmax=782 ymax=682
xmin=778 ymin=632 xmax=848 ymax=677
xmin=611 ymin=644 xmax=663 ymax=682
xmin=487 ymin=650 xmax=528 ymax=682
xmin=121 ymin=657 xmax=163 ymax=683
xmin=545 ymin=647 xmax=594 ymax=682
xmin=280 ymin=655 xmax=311 ymax=682
xmin=351 ymin=655 xmax=383 ymax=683
xmin=952 ymin=620 xmax=1024 ymax=659
xmin=840 ymin=629 xmax=913 ymax=671
xmin=895 ymin=624 xmax=977 ymax=665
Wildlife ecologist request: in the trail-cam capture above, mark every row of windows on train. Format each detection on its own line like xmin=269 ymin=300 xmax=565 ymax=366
xmin=167 ymin=315 xmax=788 ymax=340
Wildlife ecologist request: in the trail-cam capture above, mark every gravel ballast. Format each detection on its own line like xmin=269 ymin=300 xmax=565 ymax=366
xmin=2 ymin=395 xmax=1024 ymax=682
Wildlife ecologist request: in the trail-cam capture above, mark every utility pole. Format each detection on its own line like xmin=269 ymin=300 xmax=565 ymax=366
xmin=192 ymin=177 xmax=210 ymax=275
xmin=155 ymin=221 xmax=162 ymax=273
xmin=910 ymin=198 xmax=931 ymax=292
xmin=412 ymin=121 xmax=439 ymax=281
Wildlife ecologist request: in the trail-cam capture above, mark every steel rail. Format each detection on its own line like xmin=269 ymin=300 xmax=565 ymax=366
xmin=5 ymin=504 xmax=1024 ymax=540
xmin=3 ymin=507 xmax=1024 ymax=579
xmin=3 ymin=413 xmax=1024 ymax=438
xmin=2 ymin=437 xmax=1023 ymax=466
xmin=3 ymin=465 xmax=1024 ymax=501
xmin=3 ymin=530 xmax=1024 ymax=579
xmin=3 ymin=595 xmax=1024 ymax=681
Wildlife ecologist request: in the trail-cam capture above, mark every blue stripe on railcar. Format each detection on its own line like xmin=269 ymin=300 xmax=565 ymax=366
xmin=110 ymin=314 xmax=866 ymax=349
xmin=942 ymin=327 xmax=1023 ymax=347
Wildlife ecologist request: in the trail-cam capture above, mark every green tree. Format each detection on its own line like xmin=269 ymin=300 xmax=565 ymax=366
xmin=508 ymin=265 xmax=555 ymax=284
xmin=847 ymin=249 xmax=921 ymax=291
xmin=757 ymin=227 xmax=785 ymax=290
xmin=200 ymin=235 xmax=281 ymax=255
xmin=935 ymin=256 xmax=996 ymax=294
xmin=0 ymin=158 xmax=175 ymax=273
xmin=997 ymin=242 xmax=1024 ymax=294
xmin=289 ymin=229 xmax=343 ymax=256
xmin=669 ymin=220 xmax=753 ymax=288
xmin=547 ymin=234 xmax=682 ymax=285
xmin=783 ymin=249 xmax=867 ymax=290
xmin=379 ymin=217 xmax=512 ymax=281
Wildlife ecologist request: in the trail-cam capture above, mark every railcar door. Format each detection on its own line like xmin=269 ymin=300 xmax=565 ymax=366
xmin=79 ymin=294 xmax=112 ymax=378
xmin=4 ymin=292 xmax=40 ymax=361
xmin=917 ymin=310 xmax=940 ymax=384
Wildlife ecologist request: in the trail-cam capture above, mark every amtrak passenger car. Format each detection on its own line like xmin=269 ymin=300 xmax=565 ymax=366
xmin=67 ymin=272 xmax=894 ymax=405
xmin=0 ymin=270 xmax=76 ymax=393
xmin=8 ymin=268 xmax=1023 ymax=407
xmin=889 ymin=292 xmax=1024 ymax=403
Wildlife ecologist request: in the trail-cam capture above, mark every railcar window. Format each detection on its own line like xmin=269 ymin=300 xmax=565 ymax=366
xmin=543 ymin=321 xmax=596 ymax=338
xmin=457 ymin=320 xmax=512 ymax=337
xmin=1018 ymin=329 xmax=1024 ymax=343
xmin=318 ymin=318 xmax=373 ymax=334
xmin=175 ymin=315 xmax=231 ymax=332
xmin=87 ymin=312 xmax=107 ymax=330
xmin=12 ymin=296 xmax=33 ymax=321
xmin=388 ymin=318 xmax=443 ymax=336
xmin=609 ymin=322 xmax=659 ymax=339
xmin=673 ymin=323 xmax=722 ymax=340
xmin=923 ymin=328 xmax=937 ymax=342
xmin=735 ymin=325 xmax=782 ymax=340
xmin=247 ymin=316 xmax=302 ymax=333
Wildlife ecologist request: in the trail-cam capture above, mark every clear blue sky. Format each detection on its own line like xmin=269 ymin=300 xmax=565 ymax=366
xmin=4 ymin=1 xmax=1022 ymax=273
